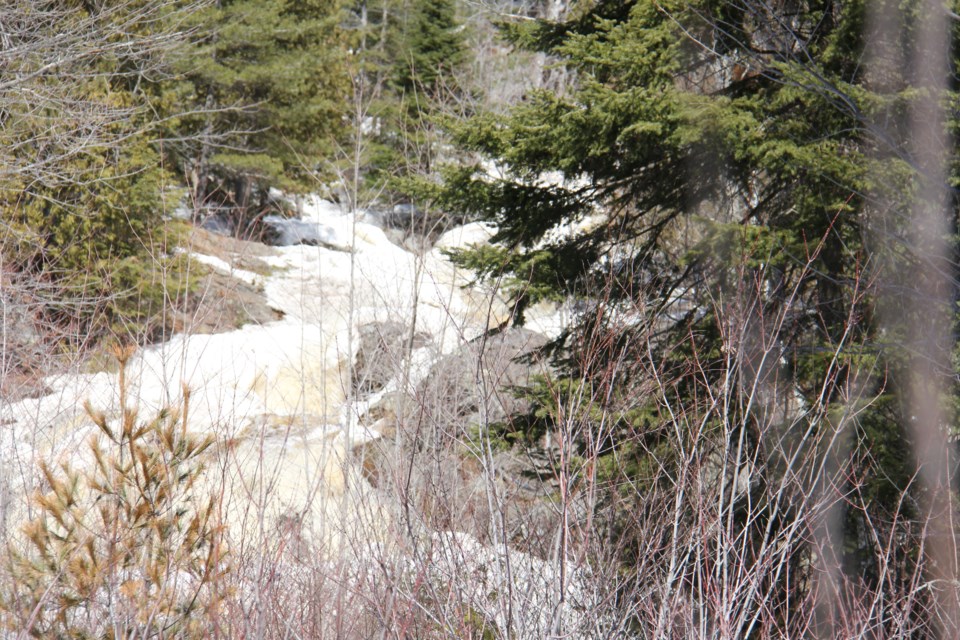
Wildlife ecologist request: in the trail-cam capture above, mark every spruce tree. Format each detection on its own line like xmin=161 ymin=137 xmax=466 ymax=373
xmin=363 ymin=0 xmax=468 ymax=209
xmin=0 ymin=0 xmax=199 ymax=344
xmin=393 ymin=0 xmax=466 ymax=99
xmin=169 ymin=0 xmax=348 ymax=220
xmin=439 ymin=0 xmax=959 ymax=624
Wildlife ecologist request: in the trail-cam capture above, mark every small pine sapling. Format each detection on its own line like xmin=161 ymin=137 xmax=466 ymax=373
xmin=3 ymin=345 xmax=229 ymax=638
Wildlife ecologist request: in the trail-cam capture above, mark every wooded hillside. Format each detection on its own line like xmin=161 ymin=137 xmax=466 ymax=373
xmin=2 ymin=0 xmax=960 ymax=637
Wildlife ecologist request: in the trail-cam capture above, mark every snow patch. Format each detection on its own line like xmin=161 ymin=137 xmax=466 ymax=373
xmin=433 ymin=221 xmax=496 ymax=251
xmin=189 ymin=252 xmax=262 ymax=287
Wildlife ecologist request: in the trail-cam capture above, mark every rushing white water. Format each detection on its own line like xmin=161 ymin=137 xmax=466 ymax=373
xmin=0 ymin=198 xmax=515 ymax=542
xmin=0 ymin=199 xmax=609 ymax=638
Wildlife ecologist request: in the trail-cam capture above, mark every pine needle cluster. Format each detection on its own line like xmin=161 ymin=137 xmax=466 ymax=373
xmin=2 ymin=345 xmax=229 ymax=638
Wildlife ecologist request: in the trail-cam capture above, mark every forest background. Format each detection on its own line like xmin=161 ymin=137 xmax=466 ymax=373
xmin=2 ymin=0 xmax=960 ymax=637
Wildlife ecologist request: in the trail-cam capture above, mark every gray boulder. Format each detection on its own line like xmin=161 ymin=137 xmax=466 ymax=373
xmin=417 ymin=327 xmax=551 ymax=429
xmin=352 ymin=321 xmax=431 ymax=397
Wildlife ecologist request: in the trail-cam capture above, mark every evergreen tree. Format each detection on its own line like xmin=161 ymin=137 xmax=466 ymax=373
xmin=168 ymin=0 xmax=348 ymax=220
xmin=439 ymin=0 xmax=959 ymax=627
xmin=0 ymin=0 xmax=200 ymax=344
xmin=346 ymin=0 xmax=468 ymax=207
xmin=393 ymin=0 xmax=466 ymax=99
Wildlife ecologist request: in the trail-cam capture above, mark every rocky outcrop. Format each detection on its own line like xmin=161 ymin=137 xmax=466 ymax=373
xmin=352 ymin=326 xmax=565 ymax=555
xmin=352 ymin=321 xmax=431 ymax=396
xmin=417 ymin=327 xmax=551 ymax=430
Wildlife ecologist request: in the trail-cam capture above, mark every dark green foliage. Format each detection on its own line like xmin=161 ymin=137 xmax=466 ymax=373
xmin=444 ymin=0 xmax=944 ymax=409
xmin=392 ymin=0 xmax=467 ymax=97
xmin=440 ymin=0 xmax=960 ymax=615
xmin=168 ymin=0 xmax=348 ymax=217
xmin=347 ymin=0 xmax=469 ymax=210
xmin=4 ymin=140 xmax=189 ymax=334
xmin=0 ymin=1 xmax=198 ymax=347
